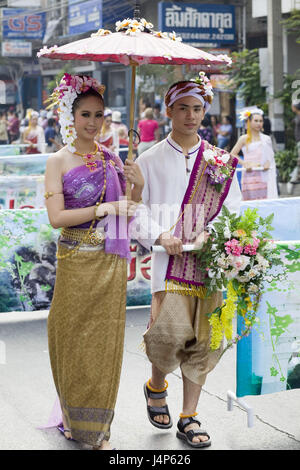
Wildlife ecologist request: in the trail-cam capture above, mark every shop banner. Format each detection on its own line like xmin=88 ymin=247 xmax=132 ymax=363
xmin=237 ymin=243 xmax=300 ymax=397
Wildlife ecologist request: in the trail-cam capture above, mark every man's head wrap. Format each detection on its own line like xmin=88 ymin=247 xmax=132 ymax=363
xmin=165 ymin=72 xmax=214 ymax=113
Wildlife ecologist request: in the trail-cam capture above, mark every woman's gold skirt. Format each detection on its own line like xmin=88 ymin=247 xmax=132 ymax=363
xmin=48 ymin=237 xmax=127 ymax=446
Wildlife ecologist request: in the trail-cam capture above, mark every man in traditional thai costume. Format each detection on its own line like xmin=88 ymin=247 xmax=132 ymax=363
xmin=130 ymin=73 xmax=241 ymax=448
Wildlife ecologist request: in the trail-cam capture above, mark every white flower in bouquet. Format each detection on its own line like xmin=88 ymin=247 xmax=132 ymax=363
xmin=203 ymin=149 xmax=215 ymax=163
xmin=217 ymin=253 xmax=229 ymax=269
xmin=227 ymin=254 xmax=250 ymax=271
xmin=219 ymin=153 xmax=230 ymax=164
xmin=256 ymin=253 xmax=270 ymax=270
xmin=224 ymin=268 xmax=239 ymax=280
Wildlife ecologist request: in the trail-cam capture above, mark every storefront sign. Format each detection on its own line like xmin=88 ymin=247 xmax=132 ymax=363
xmin=2 ymin=8 xmax=46 ymax=39
xmin=2 ymin=40 xmax=32 ymax=57
xmin=158 ymin=2 xmax=236 ymax=46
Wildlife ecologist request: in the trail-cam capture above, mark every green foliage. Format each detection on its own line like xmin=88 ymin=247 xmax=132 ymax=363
xmin=281 ymin=9 xmax=300 ymax=43
xmin=226 ymin=49 xmax=267 ymax=111
xmin=274 ymin=145 xmax=298 ymax=182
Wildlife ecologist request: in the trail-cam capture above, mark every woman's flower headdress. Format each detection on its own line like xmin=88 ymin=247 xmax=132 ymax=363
xmin=239 ymin=108 xmax=264 ymax=122
xmin=46 ymin=73 xmax=105 ymax=153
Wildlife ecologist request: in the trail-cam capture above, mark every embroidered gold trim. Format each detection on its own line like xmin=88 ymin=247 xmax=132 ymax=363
xmin=165 ymin=279 xmax=207 ymax=299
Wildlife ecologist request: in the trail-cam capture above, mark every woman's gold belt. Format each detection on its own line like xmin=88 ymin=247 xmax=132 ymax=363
xmin=60 ymin=227 xmax=105 ymax=246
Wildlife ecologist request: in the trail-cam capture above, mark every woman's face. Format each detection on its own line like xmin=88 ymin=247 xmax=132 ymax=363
xmin=74 ymin=95 xmax=104 ymax=141
xmin=250 ymin=114 xmax=264 ymax=132
xmin=30 ymin=117 xmax=38 ymax=126
xmin=104 ymin=115 xmax=112 ymax=127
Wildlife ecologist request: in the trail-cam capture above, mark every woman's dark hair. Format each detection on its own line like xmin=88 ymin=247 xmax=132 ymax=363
xmin=72 ymin=87 xmax=104 ymax=114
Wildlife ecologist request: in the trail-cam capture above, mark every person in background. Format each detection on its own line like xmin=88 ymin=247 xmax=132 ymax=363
xmin=22 ymin=111 xmax=46 ymax=154
xmin=0 ymin=111 xmax=8 ymax=144
xmin=153 ymin=103 xmax=167 ymax=141
xmin=97 ymin=108 xmax=119 ymax=154
xmin=137 ymin=108 xmax=159 ymax=156
xmin=111 ymin=110 xmax=128 ymax=137
xmin=216 ymin=115 xmax=232 ymax=150
xmin=231 ymin=108 xmax=278 ymax=200
xmin=45 ymin=118 xmax=62 ymax=153
xmin=198 ymin=115 xmax=214 ymax=144
xmin=7 ymin=112 xmax=20 ymax=143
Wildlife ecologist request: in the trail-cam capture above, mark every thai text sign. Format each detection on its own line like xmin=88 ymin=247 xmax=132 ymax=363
xmin=68 ymin=0 xmax=102 ymax=35
xmin=2 ymin=8 xmax=46 ymax=39
xmin=158 ymin=2 xmax=236 ymax=45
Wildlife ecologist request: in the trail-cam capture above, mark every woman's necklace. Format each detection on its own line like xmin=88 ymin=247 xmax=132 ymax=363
xmin=74 ymin=141 xmax=99 ymax=172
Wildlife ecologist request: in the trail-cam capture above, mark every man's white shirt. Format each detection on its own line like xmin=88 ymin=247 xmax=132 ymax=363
xmin=129 ymin=134 xmax=242 ymax=293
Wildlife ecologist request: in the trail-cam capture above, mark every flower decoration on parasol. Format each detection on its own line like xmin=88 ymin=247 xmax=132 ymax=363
xmin=37 ymin=4 xmax=232 ymax=193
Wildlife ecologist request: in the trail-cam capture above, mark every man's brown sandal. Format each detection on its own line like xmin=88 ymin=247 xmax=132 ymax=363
xmin=176 ymin=414 xmax=211 ymax=448
xmin=143 ymin=379 xmax=173 ymax=429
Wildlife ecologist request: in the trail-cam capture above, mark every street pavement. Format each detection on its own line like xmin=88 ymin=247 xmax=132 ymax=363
xmin=0 ymin=307 xmax=300 ymax=451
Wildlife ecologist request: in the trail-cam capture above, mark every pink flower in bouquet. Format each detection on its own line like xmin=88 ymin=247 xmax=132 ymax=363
xmin=225 ymin=239 xmax=243 ymax=256
xmin=243 ymin=237 xmax=260 ymax=255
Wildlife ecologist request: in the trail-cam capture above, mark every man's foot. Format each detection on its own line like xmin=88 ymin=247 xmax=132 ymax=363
xmin=144 ymin=380 xmax=173 ymax=429
xmin=176 ymin=417 xmax=211 ymax=448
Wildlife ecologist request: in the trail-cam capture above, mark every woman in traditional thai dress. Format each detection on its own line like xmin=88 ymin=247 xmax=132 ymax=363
xmin=231 ymin=108 xmax=278 ymax=200
xmin=22 ymin=111 xmax=46 ymax=154
xmin=44 ymin=74 xmax=144 ymax=450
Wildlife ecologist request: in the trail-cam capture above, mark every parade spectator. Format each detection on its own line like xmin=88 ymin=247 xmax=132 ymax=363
xmin=153 ymin=103 xmax=167 ymax=141
xmin=217 ymin=115 xmax=232 ymax=149
xmin=0 ymin=111 xmax=8 ymax=144
xmin=45 ymin=118 xmax=61 ymax=153
xmin=22 ymin=111 xmax=46 ymax=154
xmin=198 ymin=115 xmax=214 ymax=144
xmin=111 ymin=110 xmax=128 ymax=137
xmin=137 ymin=108 xmax=159 ymax=155
xmin=7 ymin=112 xmax=20 ymax=143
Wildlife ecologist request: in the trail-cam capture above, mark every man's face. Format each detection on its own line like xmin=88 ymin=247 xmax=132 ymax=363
xmin=167 ymin=96 xmax=205 ymax=137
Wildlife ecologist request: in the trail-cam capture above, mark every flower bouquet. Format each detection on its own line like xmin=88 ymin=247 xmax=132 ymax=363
xmin=194 ymin=206 xmax=283 ymax=354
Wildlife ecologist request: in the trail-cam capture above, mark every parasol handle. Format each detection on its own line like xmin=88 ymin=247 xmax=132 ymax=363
xmin=126 ymin=64 xmax=137 ymax=197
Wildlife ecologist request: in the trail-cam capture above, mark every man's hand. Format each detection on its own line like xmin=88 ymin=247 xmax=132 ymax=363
xmin=157 ymin=232 xmax=183 ymax=256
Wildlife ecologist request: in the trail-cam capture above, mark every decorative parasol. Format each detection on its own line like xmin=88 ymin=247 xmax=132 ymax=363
xmin=37 ymin=3 xmax=231 ymax=192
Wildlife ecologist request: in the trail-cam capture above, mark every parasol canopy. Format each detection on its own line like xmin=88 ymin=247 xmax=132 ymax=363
xmin=37 ymin=29 xmax=231 ymax=67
